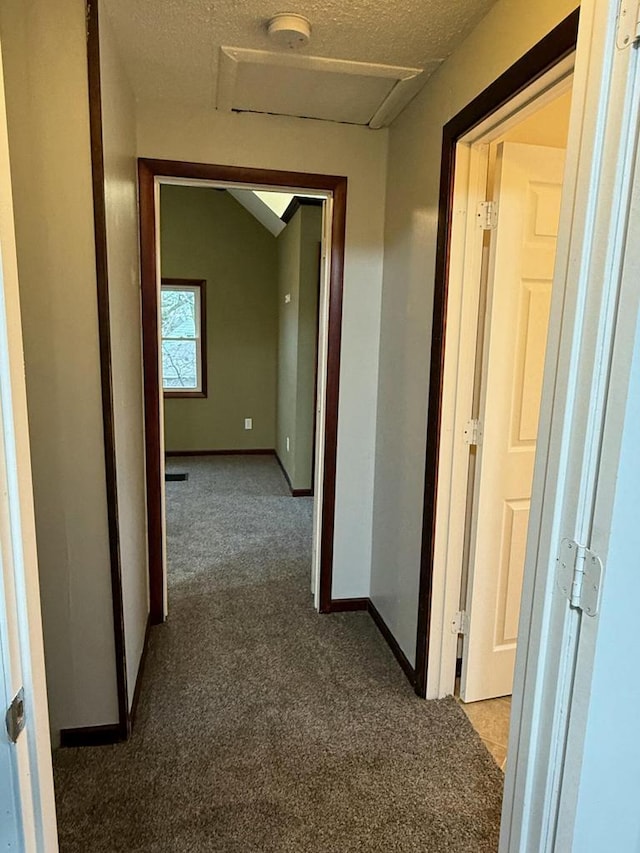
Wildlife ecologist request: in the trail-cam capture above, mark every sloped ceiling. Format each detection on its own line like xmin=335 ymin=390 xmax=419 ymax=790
xmin=253 ymin=191 xmax=295 ymax=218
xmin=104 ymin=0 xmax=498 ymax=126
xmin=228 ymin=190 xmax=324 ymax=235
xmin=227 ymin=189 xmax=289 ymax=235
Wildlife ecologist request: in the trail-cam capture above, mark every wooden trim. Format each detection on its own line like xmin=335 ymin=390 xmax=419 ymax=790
xmin=130 ymin=615 xmax=152 ymax=726
xmin=86 ymin=0 xmax=129 ymax=739
xmin=281 ymin=196 xmax=324 ymax=224
xmin=139 ymin=162 xmax=162 ymax=624
xmin=414 ymin=9 xmax=580 ymax=699
xmin=274 ymin=451 xmax=314 ymax=498
xmin=311 ymin=241 xmax=322 ymax=495
xmin=368 ymin=599 xmax=416 ymax=687
xmin=327 ymin=597 xmax=369 ymax=612
xmin=161 ymin=277 xmax=208 ymax=398
xmin=318 ymin=176 xmax=347 ymax=613
xmin=326 ymin=597 xmax=415 ymax=687
xmin=59 ymin=724 xmax=124 ymax=748
xmin=165 ymin=448 xmax=275 ymax=457
xmin=139 ymin=160 xmax=347 ymax=622
xmin=140 ymin=159 xmax=347 ymax=190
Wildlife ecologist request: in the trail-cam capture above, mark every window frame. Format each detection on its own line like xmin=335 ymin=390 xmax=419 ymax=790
xmin=160 ymin=278 xmax=207 ymax=398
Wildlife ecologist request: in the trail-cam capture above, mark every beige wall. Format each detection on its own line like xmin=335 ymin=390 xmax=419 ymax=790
xmin=0 ymin=35 xmax=58 ymax=840
xmin=161 ymin=186 xmax=278 ymax=451
xmin=501 ymin=89 xmax=573 ymax=147
xmin=138 ymin=106 xmax=388 ymax=598
xmin=0 ymin=0 xmax=119 ymax=738
xmin=99 ymin=5 xmax=149 ymax=709
xmin=276 ymin=204 xmax=322 ymax=491
xmin=371 ymin=0 xmax=579 ymax=664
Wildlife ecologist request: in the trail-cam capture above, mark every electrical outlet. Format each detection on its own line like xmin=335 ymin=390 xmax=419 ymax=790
xmin=244 ymin=418 xmax=252 ymax=430
xmin=286 ymin=436 xmax=290 ymax=452
xmin=284 ymin=293 xmax=291 ymax=304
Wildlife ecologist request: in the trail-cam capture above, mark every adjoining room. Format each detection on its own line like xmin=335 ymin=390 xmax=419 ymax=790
xmin=159 ymin=183 xmax=324 ymax=611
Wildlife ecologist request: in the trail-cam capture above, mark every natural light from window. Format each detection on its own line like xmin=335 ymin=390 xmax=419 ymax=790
xmin=161 ymin=282 xmax=204 ymax=394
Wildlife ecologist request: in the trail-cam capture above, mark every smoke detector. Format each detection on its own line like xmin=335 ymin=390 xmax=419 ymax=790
xmin=267 ymin=13 xmax=311 ymax=48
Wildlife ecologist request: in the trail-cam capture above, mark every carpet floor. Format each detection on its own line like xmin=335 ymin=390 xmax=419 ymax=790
xmin=53 ymin=455 xmax=503 ymax=852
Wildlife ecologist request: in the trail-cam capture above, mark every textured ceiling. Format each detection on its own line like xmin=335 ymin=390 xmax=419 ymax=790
xmin=104 ymin=0 xmax=498 ymax=118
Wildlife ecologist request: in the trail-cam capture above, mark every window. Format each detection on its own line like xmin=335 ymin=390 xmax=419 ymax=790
xmin=161 ymin=279 xmax=207 ymax=396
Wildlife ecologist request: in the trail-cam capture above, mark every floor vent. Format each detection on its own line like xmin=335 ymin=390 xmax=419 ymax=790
xmin=165 ymin=472 xmax=188 ymax=482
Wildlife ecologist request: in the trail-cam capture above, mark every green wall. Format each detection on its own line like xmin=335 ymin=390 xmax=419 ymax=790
xmin=276 ymin=204 xmax=322 ymax=491
xmin=161 ymin=186 xmax=278 ymax=451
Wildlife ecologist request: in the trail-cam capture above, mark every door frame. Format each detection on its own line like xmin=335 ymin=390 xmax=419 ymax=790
xmin=138 ymin=159 xmax=347 ymax=623
xmin=414 ymin=9 xmax=580 ymax=699
xmin=460 ymin=139 xmax=569 ymax=703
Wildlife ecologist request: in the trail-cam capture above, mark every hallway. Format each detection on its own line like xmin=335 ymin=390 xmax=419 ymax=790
xmin=52 ymin=455 xmax=503 ymax=852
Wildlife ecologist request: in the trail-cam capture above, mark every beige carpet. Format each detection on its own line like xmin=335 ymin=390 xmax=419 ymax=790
xmin=53 ymin=455 xmax=503 ymax=852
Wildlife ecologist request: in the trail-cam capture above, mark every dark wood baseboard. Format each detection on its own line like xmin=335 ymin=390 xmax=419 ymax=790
xmin=59 ymin=723 xmax=125 ymax=748
xmin=274 ymin=451 xmax=314 ymax=498
xmin=130 ymin=614 xmax=152 ymax=726
xmin=326 ymin=596 xmax=416 ymax=688
xmin=61 ymin=614 xmax=151 ymax=748
xmin=60 ymin=595 xmax=414 ymax=750
xmin=367 ymin=600 xmax=416 ymax=687
xmin=327 ymin=597 xmax=369 ymax=612
xmin=165 ymin=448 xmax=275 ymax=457
xmin=165 ymin=447 xmax=314 ymax=495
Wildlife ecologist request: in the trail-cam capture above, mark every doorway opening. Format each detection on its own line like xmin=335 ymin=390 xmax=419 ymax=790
xmin=455 ymin=80 xmax=574 ymax=766
xmin=138 ymin=161 xmax=347 ymax=624
xmin=413 ymin=11 xmax=579 ymax=772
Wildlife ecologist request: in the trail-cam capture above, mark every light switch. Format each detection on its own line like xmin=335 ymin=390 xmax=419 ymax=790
xmin=244 ymin=418 xmax=252 ymax=430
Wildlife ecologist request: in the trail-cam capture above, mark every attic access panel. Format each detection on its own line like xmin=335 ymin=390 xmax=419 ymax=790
xmin=217 ymin=47 xmax=428 ymax=129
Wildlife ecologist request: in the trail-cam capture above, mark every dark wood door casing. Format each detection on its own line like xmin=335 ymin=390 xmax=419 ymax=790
xmin=138 ymin=159 xmax=348 ymax=623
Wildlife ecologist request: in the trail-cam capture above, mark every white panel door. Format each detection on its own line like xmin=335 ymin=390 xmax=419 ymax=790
xmin=461 ymin=142 xmax=565 ymax=703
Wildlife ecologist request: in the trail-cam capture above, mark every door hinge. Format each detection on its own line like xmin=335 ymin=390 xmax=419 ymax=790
xmin=451 ymin=610 xmax=469 ymax=635
xmin=477 ymin=200 xmax=498 ymax=230
xmin=617 ymin=0 xmax=640 ymax=48
xmin=463 ymin=418 xmax=483 ymax=446
xmin=557 ymin=538 xmax=603 ymax=616
xmin=5 ymin=688 xmax=25 ymax=744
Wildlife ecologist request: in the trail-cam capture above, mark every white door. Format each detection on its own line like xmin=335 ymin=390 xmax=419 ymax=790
xmin=461 ymin=142 xmax=565 ymax=702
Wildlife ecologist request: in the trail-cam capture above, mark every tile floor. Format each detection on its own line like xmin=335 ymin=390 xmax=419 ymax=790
xmin=459 ymin=696 xmax=512 ymax=771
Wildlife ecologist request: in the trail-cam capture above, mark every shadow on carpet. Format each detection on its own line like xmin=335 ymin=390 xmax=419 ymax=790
xmin=53 ymin=455 xmax=503 ymax=852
